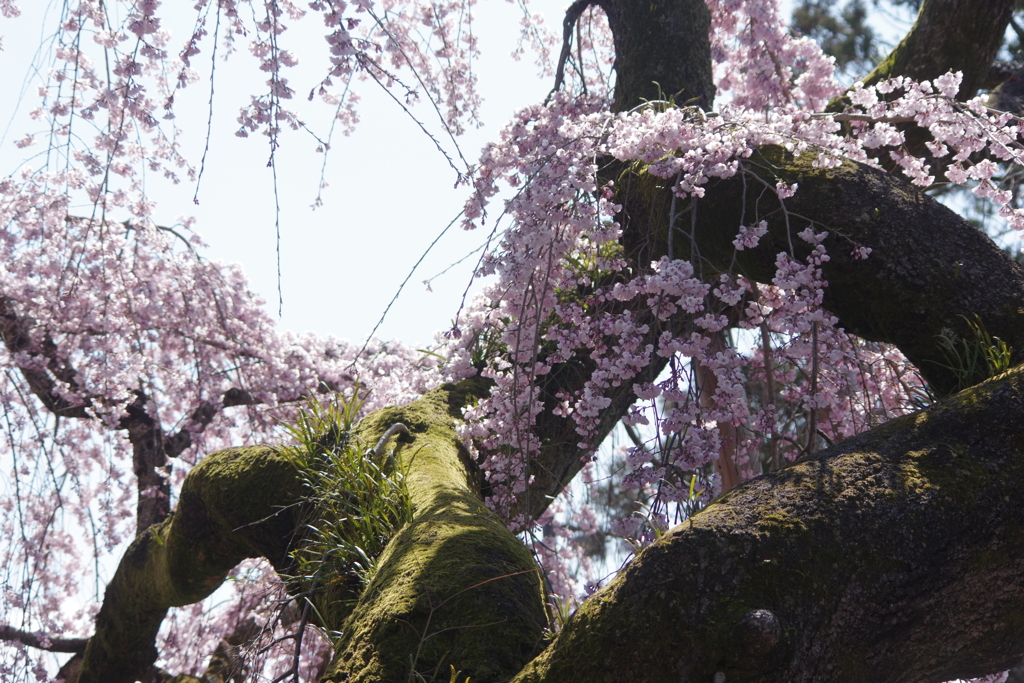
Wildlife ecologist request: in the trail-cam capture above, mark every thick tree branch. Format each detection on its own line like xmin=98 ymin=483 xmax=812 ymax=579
xmin=616 ymin=146 xmax=1024 ymax=396
xmin=324 ymin=381 xmax=547 ymax=682
xmin=596 ymin=0 xmax=715 ymax=112
xmin=77 ymin=445 xmax=306 ymax=683
xmin=830 ymin=0 xmax=1015 ymax=168
xmin=514 ymin=364 xmax=1024 ymax=683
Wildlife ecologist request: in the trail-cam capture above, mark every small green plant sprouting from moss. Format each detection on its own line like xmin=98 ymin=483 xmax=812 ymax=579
xmin=541 ymin=594 xmax=574 ymax=643
xmin=935 ymin=315 xmax=1014 ymax=394
xmin=281 ymin=392 xmax=414 ymax=639
xmin=465 ymin=316 xmax=507 ymax=369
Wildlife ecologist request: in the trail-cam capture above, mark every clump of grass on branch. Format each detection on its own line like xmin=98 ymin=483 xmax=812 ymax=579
xmin=280 ymin=392 xmax=414 ymax=638
xmin=935 ymin=314 xmax=1014 ymax=394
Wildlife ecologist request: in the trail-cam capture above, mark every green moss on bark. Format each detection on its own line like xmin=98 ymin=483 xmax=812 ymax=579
xmin=512 ymin=366 xmax=1024 ymax=683
xmin=79 ymin=447 xmax=306 ymax=683
xmin=323 ymin=385 xmax=548 ymax=683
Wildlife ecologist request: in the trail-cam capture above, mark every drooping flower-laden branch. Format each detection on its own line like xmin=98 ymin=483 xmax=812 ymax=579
xmin=441 ymin=0 xmax=1024 ymax=604
xmin=5 ymin=0 xmax=1024 ymax=680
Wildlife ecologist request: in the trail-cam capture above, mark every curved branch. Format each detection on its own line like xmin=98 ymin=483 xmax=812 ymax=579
xmin=78 ymin=446 xmax=306 ymax=683
xmin=548 ymin=0 xmax=594 ymax=99
xmin=525 ymin=144 xmax=1024 ymax=521
xmin=704 ymin=148 xmax=1024 ymax=396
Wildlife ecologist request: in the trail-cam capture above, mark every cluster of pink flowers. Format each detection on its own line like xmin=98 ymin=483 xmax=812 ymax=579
xmin=2 ymin=0 xmax=1023 ymax=679
xmin=709 ymin=0 xmax=838 ymax=111
xmin=0 ymin=0 xmax=489 ymax=675
xmin=442 ymin=2 xmax=1022 ymax=634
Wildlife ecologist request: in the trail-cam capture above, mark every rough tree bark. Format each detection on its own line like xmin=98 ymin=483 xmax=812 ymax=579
xmin=67 ymin=0 xmax=1024 ymax=681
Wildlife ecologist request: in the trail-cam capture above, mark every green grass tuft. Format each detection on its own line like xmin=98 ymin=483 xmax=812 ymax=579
xmin=281 ymin=393 xmax=414 ymax=636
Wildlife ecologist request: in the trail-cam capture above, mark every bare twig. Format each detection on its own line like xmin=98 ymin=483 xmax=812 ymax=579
xmin=270 ymin=596 xmax=314 ymax=683
xmin=760 ymin=320 xmax=780 ymax=472
xmin=805 ymin=321 xmax=819 ymax=456
xmin=348 ymin=211 xmax=463 ymax=371
xmin=547 ymin=0 xmax=593 ymax=101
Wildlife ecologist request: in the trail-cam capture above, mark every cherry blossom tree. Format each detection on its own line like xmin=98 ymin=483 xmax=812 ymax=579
xmin=4 ymin=0 xmax=1024 ymax=681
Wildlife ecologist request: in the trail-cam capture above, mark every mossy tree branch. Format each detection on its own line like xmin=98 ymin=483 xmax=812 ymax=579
xmin=78 ymin=446 xmax=307 ymax=683
xmin=323 ymin=382 xmax=547 ymax=682
xmin=77 ymin=380 xmax=546 ymax=683
xmin=514 ymin=364 xmax=1024 ymax=683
